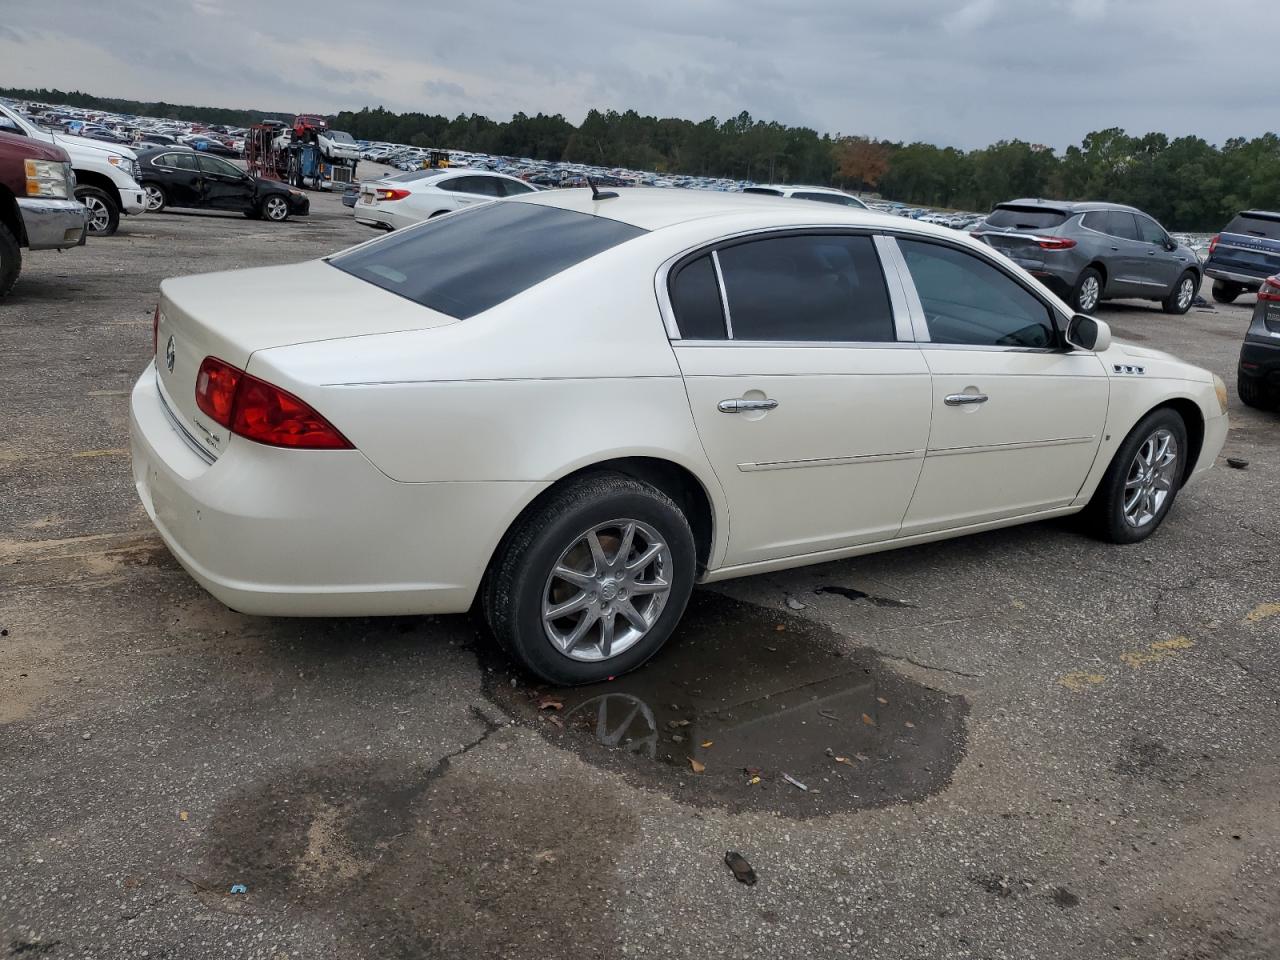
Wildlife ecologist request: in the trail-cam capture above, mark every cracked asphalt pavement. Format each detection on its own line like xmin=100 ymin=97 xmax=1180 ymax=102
xmin=2 ymin=186 xmax=1278 ymax=959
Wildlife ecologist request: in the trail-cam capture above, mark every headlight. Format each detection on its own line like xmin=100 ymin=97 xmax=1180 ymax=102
xmin=24 ymin=158 xmax=70 ymax=199
xmin=107 ymin=155 xmax=138 ymax=179
xmin=1213 ymin=374 xmax=1229 ymax=414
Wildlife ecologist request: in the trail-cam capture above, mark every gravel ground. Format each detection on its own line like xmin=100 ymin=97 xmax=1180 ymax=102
xmin=1 ymin=182 xmax=1278 ymax=960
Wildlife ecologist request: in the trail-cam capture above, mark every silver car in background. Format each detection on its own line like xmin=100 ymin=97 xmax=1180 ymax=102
xmin=972 ymin=199 xmax=1202 ymax=315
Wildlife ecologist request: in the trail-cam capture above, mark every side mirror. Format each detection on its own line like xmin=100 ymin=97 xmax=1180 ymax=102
xmin=1066 ymin=314 xmax=1111 ymax=352
xmin=1163 ymin=237 xmax=1178 ymax=252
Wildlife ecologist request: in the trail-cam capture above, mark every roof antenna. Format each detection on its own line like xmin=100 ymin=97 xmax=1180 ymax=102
xmin=586 ymin=175 xmax=618 ymax=201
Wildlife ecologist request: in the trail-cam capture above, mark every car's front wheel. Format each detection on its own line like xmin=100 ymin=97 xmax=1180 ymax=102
xmin=1211 ymin=280 xmax=1241 ymax=304
xmin=483 ymin=474 xmax=696 ymax=684
xmin=143 ymin=183 xmax=167 ymax=213
xmin=1163 ymin=271 xmax=1198 ymax=314
xmin=75 ymin=185 xmax=120 ymax=237
xmin=1070 ymin=267 xmax=1103 ymax=314
xmin=261 ymin=195 xmax=290 ymax=222
xmin=1087 ymin=408 xmax=1188 ymax=544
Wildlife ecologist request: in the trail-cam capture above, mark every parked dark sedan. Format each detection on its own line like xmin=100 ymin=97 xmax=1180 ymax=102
xmin=1238 ymin=273 xmax=1280 ymax=410
xmin=136 ymin=148 xmax=309 ymax=222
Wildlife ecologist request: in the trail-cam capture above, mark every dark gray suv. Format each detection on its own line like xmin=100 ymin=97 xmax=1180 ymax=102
xmin=972 ymin=200 xmax=1202 ymax=315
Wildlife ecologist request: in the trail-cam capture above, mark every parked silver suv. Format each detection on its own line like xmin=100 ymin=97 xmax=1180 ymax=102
xmin=972 ymin=200 xmax=1202 ymax=315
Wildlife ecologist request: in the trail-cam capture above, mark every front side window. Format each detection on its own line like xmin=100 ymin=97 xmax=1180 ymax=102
xmin=714 ymin=234 xmax=895 ymax=342
xmin=898 ymin=239 xmax=1055 ymax=349
xmin=329 ymin=202 xmax=646 ymax=319
xmin=1135 ymin=216 xmax=1168 ymax=246
xmin=497 ymin=178 xmax=535 ymax=196
xmin=196 ymin=155 xmax=241 ymax=177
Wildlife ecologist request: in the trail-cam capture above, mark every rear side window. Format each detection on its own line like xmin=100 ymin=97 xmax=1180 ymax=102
xmin=1084 ymin=210 xmax=1139 ymax=240
xmin=157 ymin=152 xmax=197 ymax=171
xmin=898 ymin=239 xmax=1055 ymax=349
xmin=497 ymin=178 xmax=536 ymax=196
xmin=985 ymin=205 xmax=1069 ymax=230
xmin=329 ymin=202 xmax=646 ymax=319
xmin=1224 ymin=212 xmax=1280 ymax=240
xmin=669 ymin=255 xmax=726 ymax=339
xmin=715 ymin=234 xmax=895 ymax=342
xmin=742 ymin=187 xmax=783 ymax=196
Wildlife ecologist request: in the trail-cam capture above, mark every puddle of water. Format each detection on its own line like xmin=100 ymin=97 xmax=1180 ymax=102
xmin=488 ymin=592 xmax=967 ymax=817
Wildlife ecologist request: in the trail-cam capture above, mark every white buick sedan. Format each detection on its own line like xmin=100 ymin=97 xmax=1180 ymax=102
xmin=130 ymin=189 xmax=1228 ymax=683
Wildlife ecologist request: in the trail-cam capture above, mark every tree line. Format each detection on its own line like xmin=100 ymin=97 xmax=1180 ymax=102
xmin=5 ymin=87 xmax=1278 ymax=231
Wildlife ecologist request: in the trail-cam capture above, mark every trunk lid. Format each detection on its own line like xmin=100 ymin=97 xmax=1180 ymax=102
xmin=154 ymin=259 xmax=458 ymax=458
xmin=973 ymin=204 xmax=1073 ymax=271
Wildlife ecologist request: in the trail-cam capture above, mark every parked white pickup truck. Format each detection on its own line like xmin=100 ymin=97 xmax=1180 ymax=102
xmin=0 ymin=103 xmax=146 ymax=237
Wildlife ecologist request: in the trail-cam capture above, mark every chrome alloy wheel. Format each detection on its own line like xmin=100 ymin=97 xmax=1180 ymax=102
xmin=1078 ymin=275 xmax=1100 ymax=312
xmin=143 ymin=184 xmax=165 ymax=211
xmin=1176 ymin=276 xmax=1195 ymax=310
xmin=1122 ymin=428 xmax=1179 ymax=528
xmin=263 ymin=196 xmax=289 ymax=221
xmin=542 ymin=519 xmax=672 ymax=662
xmin=83 ymin=195 xmax=111 ymax=233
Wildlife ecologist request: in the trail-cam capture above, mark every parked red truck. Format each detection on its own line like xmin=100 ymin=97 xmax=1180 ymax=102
xmin=0 ymin=130 xmax=89 ymax=298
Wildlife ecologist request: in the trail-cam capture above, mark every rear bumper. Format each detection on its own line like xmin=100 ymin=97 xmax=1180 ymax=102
xmin=352 ymin=203 xmax=401 ymax=229
xmin=1239 ymin=337 xmax=1280 ymax=388
xmin=17 ymin=197 xmax=89 ymax=250
xmin=1205 ymin=266 xmax=1267 ymax=289
xmin=129 ymin=362 xmax=544 ymax=616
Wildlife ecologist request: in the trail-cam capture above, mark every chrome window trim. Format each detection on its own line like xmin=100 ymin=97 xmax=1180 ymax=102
xmin=655 ymin=224 xmax=911 ymax=346
xmin=874 ymin=235 xmax=929 ymax=342
xmin=710 ymin=249 xmax=735 ymax=339
xmin=674 ymin=339 xmax=924 ymax=350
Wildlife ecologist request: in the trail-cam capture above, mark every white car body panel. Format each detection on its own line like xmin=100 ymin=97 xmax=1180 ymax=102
xmin=354 ymin=168 xmax=535 ymax=230
xmin=130 ymin=188 xmax=1227 ymax=618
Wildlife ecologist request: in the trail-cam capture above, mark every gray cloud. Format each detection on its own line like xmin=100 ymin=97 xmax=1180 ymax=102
xmin=3 ymin=0 xmax=1274 ymax=149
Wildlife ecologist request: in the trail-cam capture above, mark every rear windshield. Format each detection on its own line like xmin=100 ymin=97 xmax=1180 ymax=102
xmin=985 ymin=205 xmax=1070 ymax=230
xmin=742 ymin=187 xmax=783 ymax=196
xmin=329 ymin=201 xmax=646 ymax=319
xmin=1223 ymin=212 xmax=1280 ymax=240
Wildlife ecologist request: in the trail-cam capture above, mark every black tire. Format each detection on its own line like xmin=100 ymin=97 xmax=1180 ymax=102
xmin=75 ymin=185 xmax=120 ymax=237
xmin=260 ymin=195 xmax=290 ymax=222
xmin=142 ymin=182 xmax=167 ymax=213
xmin=1162 ymin=271 xmax=1198 ymax=314
xmin=1211 ymin=280 xmax=1241 ymax=304
xmin=1086 ymin=408 xmax=1189 ymax=544
xmin=1237 ymin=373 xmax=1273 ymax=410
xmin=1070 ymin=267 xmax=1104 ymax=314
xmin=243 ymin=208 xmax=262 ymax=219
xmin=0 ymin=221 xmax=21 ymax=299
xmin=482 ymin=473 xmax=696 ymax=685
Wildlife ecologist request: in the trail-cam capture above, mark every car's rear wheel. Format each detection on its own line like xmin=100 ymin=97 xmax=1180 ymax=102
xmin=1212 ymin=280 xmax=1242 ymax=304
xmin=261 ymin=196 xmax=290 ymax=222
xmin=1087 ymin=408 xmax=1188 ymax=544
xmin=0 ymin=221 xmax=21 ymax=300
xmin=1237 ymin=373 xmax=1274 ymax=410
xmin=483 ymin=473 xmax=696 ymax=684
xmin=143 ymin=183 xmax=167 ymax=213
xmin=1163 ymin=271 xmax=1198 ymax=314
xmin=1071 ymin=267 xmax=1103 ymax=314
xmin=75 ymin=185 xmax=120 ymax=237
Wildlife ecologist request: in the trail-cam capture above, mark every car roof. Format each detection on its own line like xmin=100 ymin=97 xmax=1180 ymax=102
xmin=998 ymin=198 xmax=1143 ymax=215
xmin=507 ymin=186 xmax=945 ymax=235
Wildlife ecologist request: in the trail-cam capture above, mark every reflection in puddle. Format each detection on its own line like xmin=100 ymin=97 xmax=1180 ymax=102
xmin=490 ymin=592 xmax=968 ymax=817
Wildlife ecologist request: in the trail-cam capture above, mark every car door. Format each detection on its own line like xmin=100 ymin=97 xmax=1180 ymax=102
xmin=669 ymin=232 xmax=933 ymax=567
xmin=1099 ymin=211 xmax=1149 ymax=296
xmin=885 ymin=236 xmax=1109 ymax=536
xmin=1134 ymin=214 xmax=1184 ymax=291
xmin=195 ymin=154 xmax=253 ymax=211
xmin=152 ymin=152 xmax=203 ymax=206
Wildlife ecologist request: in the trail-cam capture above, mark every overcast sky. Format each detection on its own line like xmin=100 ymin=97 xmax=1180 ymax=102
xmin=3 ymin=0 xmax=1274 ymax=149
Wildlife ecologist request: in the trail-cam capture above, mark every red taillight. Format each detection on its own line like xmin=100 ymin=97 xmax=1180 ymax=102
xmin=152 ymin=304 xmax=160 ymax=356
xmin=1258 ymin=275 xmax=1280 ymax=302
xmin=195 ymin=356 xmax=242 ymax=428
xmin=1036 ymin=237 xmax=1077 ymax=250
xmin=376 ymin=188 xmax=410 ymax=201
xmin=194 ymin=356 xmax=352 ymax=450
xmin=1208 ymin=234 xmax=1220 ymax=256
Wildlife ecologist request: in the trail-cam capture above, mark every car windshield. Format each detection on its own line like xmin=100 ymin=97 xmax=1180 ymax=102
xmin=1224 ymin=212 xmax=1280 ymax=241
xmin=327 ymin=131 xmax=355 ymax=143
xmin=985 ymin=205 xmax=1070 ymax=230
xmin=328 ymin=201 xmax=647 ymax=319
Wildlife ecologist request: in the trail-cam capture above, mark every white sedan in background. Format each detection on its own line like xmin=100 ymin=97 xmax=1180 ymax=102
xmin=353 ymin=167 xmax=538 ymax=230
xmin=131 ymin=189 xmax=1228 ymax=684
xmin=742 ymin=183 xmax=870 ymax=208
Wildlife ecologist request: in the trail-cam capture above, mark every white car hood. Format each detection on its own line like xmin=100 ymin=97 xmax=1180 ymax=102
xmin=50 ymin=130 xmax=137 ymax=161
xmin=1113 ymin=341 xmax=1178 ymax=363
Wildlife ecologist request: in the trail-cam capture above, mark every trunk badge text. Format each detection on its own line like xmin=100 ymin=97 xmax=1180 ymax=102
xmin=165 ymin=336 xmax=176 ymax=373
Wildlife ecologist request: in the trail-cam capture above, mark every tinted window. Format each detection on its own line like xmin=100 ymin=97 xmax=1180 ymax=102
xmin=1104 ymin=211 xmax=1139 ymax=240
xmin=669 ymin=255 xmax=726 ymax=340
xmin=986 ymin=205 xmax=1069 ymax=230
xmin=329 ymin=202 xmax=646 ymax=319
xmin=715 ymin=234 xmax=895 ymax=342
xmin=1223 ymin=212 xmax=1280 ymax=240
xmin=1136 ymin=216 xmax=1167 ymax=245
xmin=898 ymin=239 xmax=1055 ymax=348
xmin=742 ymin=187 xmax=783 ymax=196
xmin=196 ymin=155 xmax=241 ymax=177
xmin=446 ymin=175 xmax=503 ymax=197
xmin=793 ymin=191 xmax=867 ymax=209
xmin=497 ymin=178 xmax=535 ymax=196
xmin=157 ymin=152 xmax=197 ymax=171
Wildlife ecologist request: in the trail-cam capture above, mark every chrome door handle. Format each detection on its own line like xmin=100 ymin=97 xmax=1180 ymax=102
xmin=718 ymin=398 xmax=779 ymax=413
xmin=944 ymin=393 xmax=989 ymax=406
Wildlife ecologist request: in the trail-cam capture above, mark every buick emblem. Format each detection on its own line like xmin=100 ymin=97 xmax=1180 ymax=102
xmin=164 ymin=335 xmax=176 ymax=373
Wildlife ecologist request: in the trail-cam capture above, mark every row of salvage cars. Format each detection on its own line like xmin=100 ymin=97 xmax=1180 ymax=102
xmin=132 ymin=186 xmax=1237 ymax=684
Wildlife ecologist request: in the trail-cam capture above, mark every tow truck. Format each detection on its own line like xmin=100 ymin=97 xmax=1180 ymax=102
xmin=244 ymin=115 xmax=359 ymax=191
